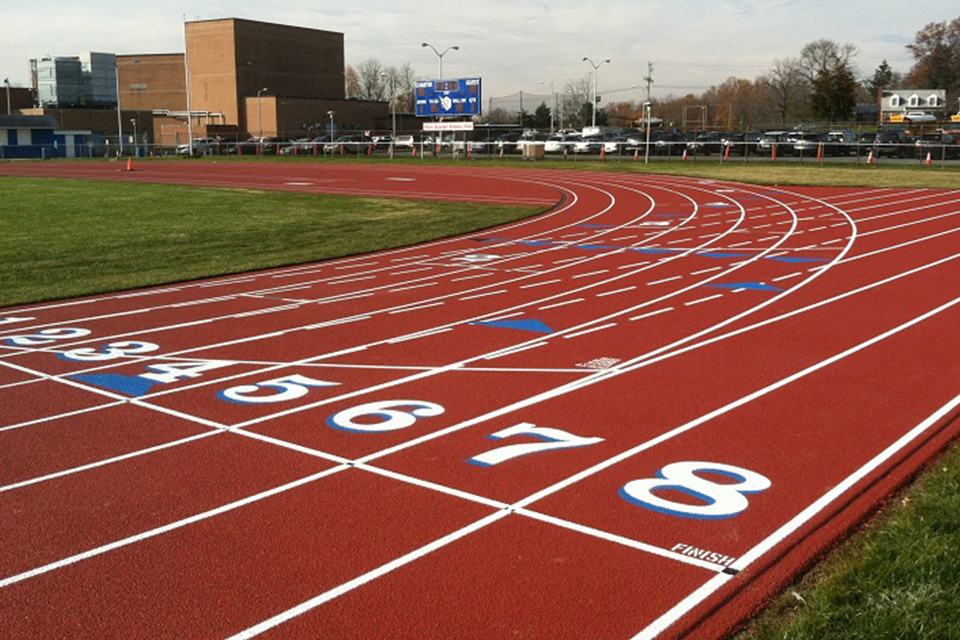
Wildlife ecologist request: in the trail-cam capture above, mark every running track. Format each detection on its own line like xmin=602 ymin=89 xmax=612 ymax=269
xmin=2 ymin=161 xmax=960 ymax=639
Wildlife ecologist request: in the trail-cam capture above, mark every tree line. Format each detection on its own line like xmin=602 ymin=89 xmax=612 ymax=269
xmin=345 ymin=15 xmax=960 ymax=131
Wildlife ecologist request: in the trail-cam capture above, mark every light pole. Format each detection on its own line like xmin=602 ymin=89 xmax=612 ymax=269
xmin=115 ymin=59 xmax=139 ymax=156
xmin=327 ymin=110 xmax=336 ymax=141
xmin=643 ymin=102 xmax=652 ymax=164
xmin=257 ymin=87 xmax=268 ymax=139
xmin=421 ymin=42 xmax=459 ymax=80
xmin=381 ymin=71 xmax=397 ymax=142
xmin=540 ymin=80 xmax=556 ymax=133
xmin=3 ymin=78 xmax=10 ymax=116
xmin=130 ymin=118 xmax=138 ymax=155
xmin=582 ymin=57 xmax=609 ymax=128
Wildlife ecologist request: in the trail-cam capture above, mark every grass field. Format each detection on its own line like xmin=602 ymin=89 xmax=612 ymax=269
xmin=0 ymin=177 xmax=544 ymax=307
xmin=2 ymin=159 xmax=959 ymax=639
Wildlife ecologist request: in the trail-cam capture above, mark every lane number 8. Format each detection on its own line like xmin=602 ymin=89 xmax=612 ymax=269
xmin=619 ymin=461 xmax=771 ymax=520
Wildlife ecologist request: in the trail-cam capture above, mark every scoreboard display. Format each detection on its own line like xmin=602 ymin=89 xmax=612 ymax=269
xmin=415 ymin=78 xmax=482 ymax=117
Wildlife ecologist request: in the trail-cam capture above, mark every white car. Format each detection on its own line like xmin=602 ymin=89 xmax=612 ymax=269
xmin=903 ymin=111 xmax=937 ymax=123
xmin=176 ymin=137 xmax=220 ymax=156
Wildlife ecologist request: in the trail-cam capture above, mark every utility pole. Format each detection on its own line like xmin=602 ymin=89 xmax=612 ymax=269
xmin=643 ymin=61 xmax=654 ymax=103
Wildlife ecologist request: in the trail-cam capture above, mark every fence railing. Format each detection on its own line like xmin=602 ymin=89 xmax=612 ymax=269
xmin=3 ymin=137 xmax=959 ymax=165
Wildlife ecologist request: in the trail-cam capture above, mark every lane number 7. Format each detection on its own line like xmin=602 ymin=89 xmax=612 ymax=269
xmin=468 ymin=422 xmax=603 ymax=467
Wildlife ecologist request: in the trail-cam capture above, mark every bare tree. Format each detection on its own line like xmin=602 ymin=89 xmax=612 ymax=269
xmin=562 ymin=74 xmax=592 ymax=129
xmin=798 ymin=39 xmax=858 ymax=83
xmin=761 ymin=57 xmax=809 ymax=124
xmin=355 ymin=58 xmax=388 ymax=101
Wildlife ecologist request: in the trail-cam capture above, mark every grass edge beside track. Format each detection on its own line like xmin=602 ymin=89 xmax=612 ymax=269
xmin=734 ymin=424 xmax=960 ymax=640
xmin=171 ymin=153 xmax=960 ymax=190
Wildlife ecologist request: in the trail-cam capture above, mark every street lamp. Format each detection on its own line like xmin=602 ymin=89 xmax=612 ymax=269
xmin=115 ymin=59 xmax=140 ymax=156
xmin=327 ymin=110 xmax=336 ymax=141
xmin=3 ymin=78 xmax=10 ymax=116
xmin=582 ymin=57 xmax=610 ymax=128
xmin=381 ymin=71 xmax=397 ymax=143
xmin=257 ymin=87 xmax=268 ymax=138
xmin=421 ymin=42 xmax=459 ymax=80
xmin=540 ymin=80 xmax=556 ymax=133
xmin=643 ymin=102 xmax=652 ymax=164
xmin=130 ymin=118 xmax=138 ymax=155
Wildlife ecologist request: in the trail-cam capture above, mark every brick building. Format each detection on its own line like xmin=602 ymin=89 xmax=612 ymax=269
xmin=20 ymin=17 xmax=388 ymax=147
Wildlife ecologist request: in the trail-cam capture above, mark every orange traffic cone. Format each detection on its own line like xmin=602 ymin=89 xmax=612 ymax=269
xmin=125 ymin=157 xmax=134 ymax=171
xmin=633 ymin=148 xmax=639 ymax=160
xmin=681 ymin=149 xmax=688 ymax=161
xmin=771 ymin=145 xmax=777 ymax=161
xmin=925 ymin=152 xmax=932 ymax=166
xmin=816 ymin=142 xmax=823 ymax=163
xmin=867 ymin=150 xmax=875 ymax=164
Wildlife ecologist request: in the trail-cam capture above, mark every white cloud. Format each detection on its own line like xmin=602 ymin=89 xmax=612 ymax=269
xmin=1 ymin=1 xmax=954 ymax=102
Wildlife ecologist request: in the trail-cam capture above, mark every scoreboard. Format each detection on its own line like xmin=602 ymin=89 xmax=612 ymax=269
xmin=415 ymin=78 xmax=482 ymax=117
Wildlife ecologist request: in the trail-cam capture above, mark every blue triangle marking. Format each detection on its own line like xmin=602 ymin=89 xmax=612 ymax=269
xmin=519 ymin=240 xmax=556 ymax=247
xmin=68 ymin=373 xmax=159 ymax=397
xmin=706 ymin=282 xmax=784 ymax=292
xmin=653 ymin=213 xmax=684 ymax=218
xmin=578 ymin=223 xmax=615 ymax=229
xmin=470 ymin=319 xmax=555 ymax=334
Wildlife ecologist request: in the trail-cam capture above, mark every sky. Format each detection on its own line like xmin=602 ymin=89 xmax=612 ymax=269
xmin=3 ymin=1 xmax=956 ymax=106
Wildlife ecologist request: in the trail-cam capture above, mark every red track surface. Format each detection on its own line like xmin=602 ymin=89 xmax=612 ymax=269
xmin=2 ymin=160 xmax=960 ymax=639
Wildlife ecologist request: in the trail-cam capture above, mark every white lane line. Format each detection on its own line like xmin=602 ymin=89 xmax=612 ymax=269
xmin=389 ymin=282 xmax=438 ymax=292
xmin=389 ymin=267 xmax=433 ymax=276
xmin=335 ymin=261 xmax=378 ymax=270
xmin=539 ymin=298 xmax=584 ymax=310
xmin=387 ymin=301 xmax=445 ymax=314
xmin=0 ymin=466 xmax=348 ymax=590
xmin=459 ymin=290 xmax=508 ymax=301
xmin=728 ymin=241 xmax=752 ymax=248
xmin=451 ymin=273 xmax=495 ymax=282
xmin=619 ymin=262 xmax=650 ymax=269
xmin=628 ymin=307 xmax=674 ymax=321
xmin=632 ymin=301 xmax=960 ymax=640
xmin=328 ymin=275 xmax=377 ymax=285
xmin=386 ymin=327 xmax=454 ymax=344
xmin=772 ymin=272 xmax=803 ymax=282
xmin=572 ymin=269 xmax=610 ymax=279
xmin=483 ymin=341 xmax=549 ymax=360
xmin=648 ymin=275 xmax=683 ymax=285
xmin=684 ymin=294 xmax=724 ymax=306
xmin=302 ymin=316 xmax=371 ymax=329
xmin=520 ymin=279 xmax=562 ymax=289
xmin=226 ymin=511 xmax=510 ymax=640
xmin=597 ymin=286 xmax=638 ymax=298
xmin=563 ymin=323 xmax=618 ymax=339
xmin=691 ymin=266 xmax=723 ymax=275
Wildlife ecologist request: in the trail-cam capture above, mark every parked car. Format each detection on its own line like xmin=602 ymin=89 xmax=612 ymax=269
xmin=869 ymin=130 xmax=915 ymax=158
xmin=393 ymin=135 xmax=415 ymax=149
xmin=685 ymin=131 xmax=728 ymax=156
xmin=573 ymin=135 xmax=603 ymax=154
xmin=914 ymin=133 xmax=960 ymax=160
xmin=323 ymin=135 xmax=363 ymax=153
xmin=278 ymin=137 xmax=311 ymax=155
xmin=756 ymin=131 xmax=795 ymax=156
xmin=176 ymin=137 xmax=221 ymax=156
xmin=826 ymin=130 xmax=859 ymax=156
xmin=223 ymin=137 xmax=280 ymax=155
xmin=652 ymin=131 xmax=688 ymax=156
xmin=789 ymin=132 xmax=838 ymax=157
